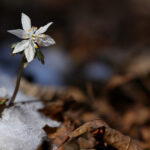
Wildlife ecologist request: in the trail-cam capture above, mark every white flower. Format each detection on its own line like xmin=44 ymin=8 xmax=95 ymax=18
xmin=8 ymin=13 xmax=55 ymax=63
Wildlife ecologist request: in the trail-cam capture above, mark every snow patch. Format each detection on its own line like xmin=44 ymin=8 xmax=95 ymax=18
xmin=0 ymin=103 xmax=60 ymax=150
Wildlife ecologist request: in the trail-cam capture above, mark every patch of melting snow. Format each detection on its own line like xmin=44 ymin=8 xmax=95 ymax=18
xmin=0 ymin=103 xmax=60 ymax=150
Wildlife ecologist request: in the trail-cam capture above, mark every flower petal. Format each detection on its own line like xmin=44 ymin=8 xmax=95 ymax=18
xmin=25 ymin=42 xmax=35 ymax=62
xmin=7 ymin=29 xmax=26 ymax=39
xmin=35 ymin=22 xmax=53 ymax=35
xmin=37 ymin=35 xmax=55 ymax=47
xmin=13 ymin=40 xmax=29 ymax=54
xmin=21 ymin=13 xmax=32 ymax=32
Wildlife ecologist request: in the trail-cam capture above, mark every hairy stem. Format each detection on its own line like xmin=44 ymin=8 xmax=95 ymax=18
xmin=9 ymin=54 xmax=25 ymax=105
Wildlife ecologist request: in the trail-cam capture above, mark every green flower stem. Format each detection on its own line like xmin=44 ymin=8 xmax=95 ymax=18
xmin=9 ymin=54 xmax=25 ymax=105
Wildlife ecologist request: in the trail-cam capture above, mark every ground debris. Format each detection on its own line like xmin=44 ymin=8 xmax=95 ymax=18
xmin=19 ymin=73 xmax=150 ymax=150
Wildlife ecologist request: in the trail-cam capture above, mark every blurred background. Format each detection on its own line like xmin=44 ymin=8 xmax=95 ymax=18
xmin=1 ymin=1 xmax=150 ymax=145
xmin=1 ymin=0 xmax=150 ymax=90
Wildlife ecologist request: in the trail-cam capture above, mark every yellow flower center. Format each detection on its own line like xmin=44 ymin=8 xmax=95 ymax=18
xmin=34 ymin=27 xmax=37 ymax=30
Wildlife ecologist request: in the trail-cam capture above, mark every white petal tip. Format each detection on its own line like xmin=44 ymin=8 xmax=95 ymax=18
xmin=49 ymin=22 xmax=53 ymax=25
xmin=21 ymin=13 xmax=28 ymax=19
xmin=52 ymin=40 xmax=56 ymax=45
xmin=26 ymin=56 xmax=33 ymax=63
xmin=27 ymin=59 xmax=32 ymax=63
xmin=7 ymin=30 xmax=14 ymax=33
xmin=48 ymin=22 xmax=53 ymax=28
xmin=12 ymin=50 xmax=17 ymax=54
xmin=50 ymin=37 xmax=56 ymax=45
xmin=21 ymin=12 xmax=25 ymax=16
xmin=27 ymin=56 xmax=34 ymax=63
xmin=7 ymin=30 xmax=11 ymax=34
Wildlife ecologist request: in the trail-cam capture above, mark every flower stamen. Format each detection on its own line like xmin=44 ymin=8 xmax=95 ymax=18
xmin=34 ymin=27 xmax=37 ymax=30
xmin=43 ymin=34 xmax=46 ymax=38
xmin=28 ymin=28 xmax=32 ymax=32
xmin=34 ymin=44 xmax=38 ymax=48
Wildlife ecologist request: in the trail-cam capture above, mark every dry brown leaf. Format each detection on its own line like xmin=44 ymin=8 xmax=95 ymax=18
xmin=104 ymin=127 xmax=142 ymax=150
xmin=49 ymin=120 xmax=75 ymax=148
xmin=122 ymin=107 xmax=150 ymax=132
xmin=68 ymin=120 xmax=108 ymax=140
xmin=106 ymin=75 xmax=133 ymax=90
xmin=57 ymin=140 xmax=80 ymax=150
xmin=78 ymin=137 xmax=96 ymax=149
xmin=141 ymin=127 xmax=150 ymax=141
xmin=66 ymin=120 xmax=143 ymax=150
xmin=126 ymin=52 xmax=150 ymax=76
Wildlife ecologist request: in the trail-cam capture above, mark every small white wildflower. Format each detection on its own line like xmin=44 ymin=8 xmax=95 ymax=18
xmin=8 ymin=13 xmax=55 ymax=63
